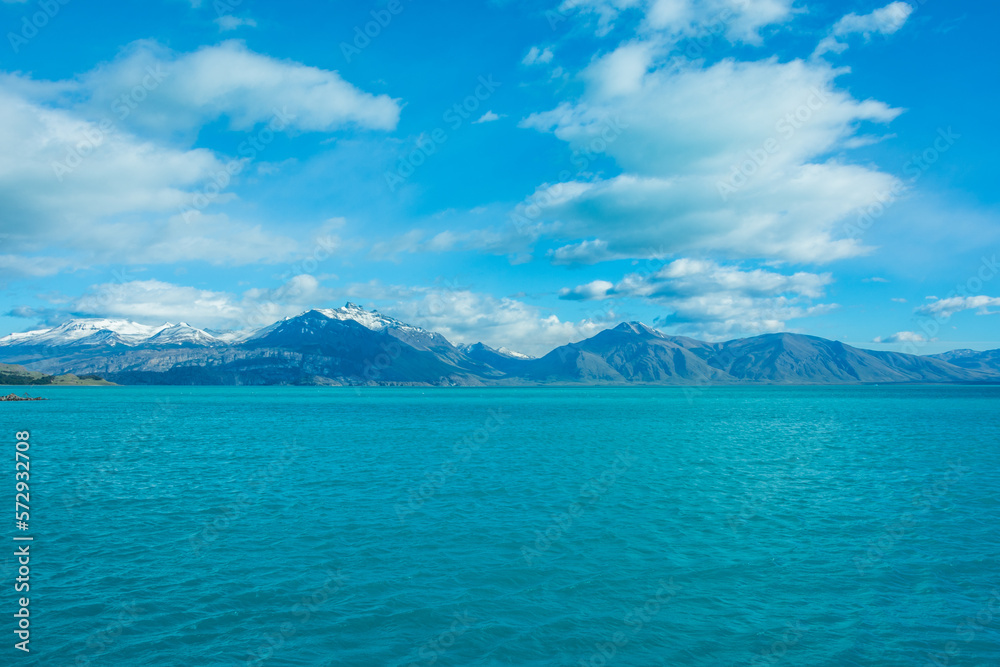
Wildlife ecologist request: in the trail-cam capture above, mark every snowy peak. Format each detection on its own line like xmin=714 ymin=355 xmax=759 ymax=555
xmin=67 ymin=330 xmax=134 ymax=348
xmin=461 ymin=342 xmax=534 ymax=360
xmin=612 ymin=322 xmax=664 ymax=337
xmin=0 ymin=328 xmax=49 ymax=346
xmin=497 ymin=346 xmax=534 ymax=360
xmin=0 ymin=318 xmax=172 ymax=347
xmin=312 ymin=303 xmax=428 ymax=335
xmin=146 ymin=323 xmax=222 ymax=347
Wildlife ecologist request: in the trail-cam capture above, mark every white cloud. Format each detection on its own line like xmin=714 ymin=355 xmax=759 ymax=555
xmin=104 ymin=212 xmax=302 ymax=266
xmin=71 ymin=40 xmax=400 ymax=135
xmin=69 ymin=275 xmax=335 ymax=331
xmin=60 ymin=274 xmax=610 ymax=356
xmin=0 ymin=41 xmax=398 ymax=274
xmin=916 ymin=296 xmax=1000 ymax=319
xmin=617 ymin=258 xmax=832 ymax=298
xmin=473 ymin=111 xmax=503 ymax=124
xmin=0 ymin=85 xmax=227 ymax=245
xmin=561 ymin=0 xmax=795 ymax=42
xmin=0 ymin=86 xmax=302 ymax=267
xmin=519 ymin=56 xmax=901 ymax=264
xmin=873 ymin=331 xmax=927 ymax=343
xmin=560 ymin=259 xmax=836 ymax=339
xmin=549 ymin=239 xmax=624 ymax=265
xmin=384 ymin=289 xmax=607 ymax=356
xmin=584 ymin=41 xmax=656 ymax=97
xmin=834 ymin=2 xmax=914 ymax=37
xmin=522 ymin=46 xmax=555 ymax=65
xmin=559 ymin=0 xmax=639 ymax=36
xmin=0 ymin=255 xmax=77 ymax=278
xmin=559 ymin=280 xmax=615 ymax=300
xmin=215 ymin=16 xmax=258 ymax=31
xmin=815 ymin=2 xmax=914 ymax=57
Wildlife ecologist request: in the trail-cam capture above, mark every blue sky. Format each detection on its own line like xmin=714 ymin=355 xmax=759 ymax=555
xmin=0 ymin=0 xmax=997 ymax=355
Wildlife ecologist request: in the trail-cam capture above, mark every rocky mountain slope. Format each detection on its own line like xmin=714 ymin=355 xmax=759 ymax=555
xmin=1 ymin=305 xmax=997 ymax=386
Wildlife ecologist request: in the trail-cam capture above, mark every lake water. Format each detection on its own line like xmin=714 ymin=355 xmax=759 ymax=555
xmin=4 ymin=385 xmax=1000 ymax=666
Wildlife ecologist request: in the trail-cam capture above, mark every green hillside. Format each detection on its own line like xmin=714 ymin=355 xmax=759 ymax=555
xmin=0 ymin=363 xmax=114 ymax=386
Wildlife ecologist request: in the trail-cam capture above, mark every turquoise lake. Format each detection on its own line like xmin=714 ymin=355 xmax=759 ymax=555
xmin=4 ymin=385 xmax=1000 ymax=666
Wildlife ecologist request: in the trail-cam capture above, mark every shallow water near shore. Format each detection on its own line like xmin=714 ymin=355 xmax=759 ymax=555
xmin=5 ymin=385 xmax=1000 ymax=666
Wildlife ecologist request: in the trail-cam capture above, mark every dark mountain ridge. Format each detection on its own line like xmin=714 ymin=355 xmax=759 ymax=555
xmin=1 ymin=306 xmax=997 ymax=386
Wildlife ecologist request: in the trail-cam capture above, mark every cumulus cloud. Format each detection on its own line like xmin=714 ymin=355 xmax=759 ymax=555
xmin=584 ymin=40 xmax=657 ymax=98
xmin=873 ymin=331 xmax=927 ymax=343
xmin=518 ymin=56 xmax=901 ymax=264
xmin=560 ymin=259 xmax=835 ymax=339
xmin=0 ymin=255 xmax=78 ymax=279
xmin=0 ymin=85 xmax=227 ymax=245
xmin=0 ymin=86 xmax=301 ymax=266
xmin=833 ymin=2 xmax=914 ymax=38
xmin=215 ymin=16 xmax=258 ymax=31
xmin=71 ymin=40 xmax=400 ymax=136
xmin=67 ymin=275 xmax=335 ymax=331
xmin=349 ymin=287 xmax=610 ymax=356
xmin=43 ymin=276 xmax=613 ymax=355
xmin=559 ymin=280 xmax=615 ymax=300
xmin=549 ymin=239 xmax=624 ymax=265
xmin=815 ymin=2 xmax=914 ymax=57
xmin=916 ymin=296 xmax=1000 ymax=319
xmin=522 ymin=46 xmax=554 ymax=65
xmin=0 ymin=41 xmax=397 ymax=275
xmin=473 ymin=111 xmax=503 ymax=124
xmin=561 ymin=0 xmax=795 ymax=42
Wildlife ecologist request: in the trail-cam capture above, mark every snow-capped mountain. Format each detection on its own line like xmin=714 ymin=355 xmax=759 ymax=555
xmin=0 ymin=319 xmax=229 ymax=349
xmin=314 ymin=302 xmax=426 ymax=333
xmin=0 ymin=305 xmax=997 ymax=386
xmin=0 ymin=318 xmax=172 ymax=347
xmin=497 ymin=346 xmax=534 ymax=360
xmin=458 ymin=343 xmax=533 ymax=360
xmin=146 ymin=323 xmax=224 ymax=347
xmin=249 ymin=304 xmax=451 ymax=352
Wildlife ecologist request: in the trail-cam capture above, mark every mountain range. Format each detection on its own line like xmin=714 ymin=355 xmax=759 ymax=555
xmin=1 ymin=303 xmax=998 ymax=386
